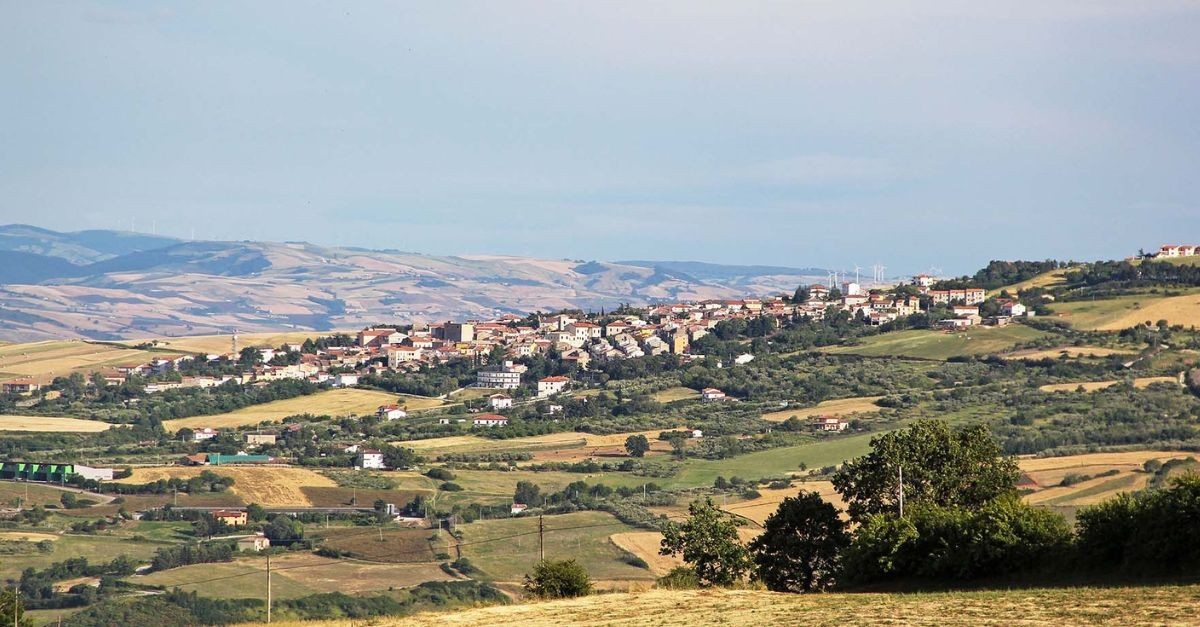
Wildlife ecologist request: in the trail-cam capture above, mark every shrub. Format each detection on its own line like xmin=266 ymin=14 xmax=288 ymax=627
xmin=425 ymin=468 xmax=455 ymax=481
xmin=656 ymin=566 xmax=700 ymax=590
xmin=440 ymin=482 xmax=464 ymax=492
xmin=523 ymin=559 xmax=593 ymax=599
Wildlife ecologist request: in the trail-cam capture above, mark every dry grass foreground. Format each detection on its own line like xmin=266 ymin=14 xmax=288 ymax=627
xmin=0 ymin=414 xmax=111 ymax=432
xmin=1038 ymin=376 xmax=1179 ymax=393
xmin=251 ymin=585 xmax=1200 ymax=627
xmin=761 ymin=396 xmax=884 ymax=423
xmin=113 ymin=466 xmax=336 ymax=507
xmin=163 ymin=388 xmax=431 ymax=432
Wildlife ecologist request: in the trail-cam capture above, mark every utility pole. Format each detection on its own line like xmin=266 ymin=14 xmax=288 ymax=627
xmin=538 ymin=515 xmax=545 ymax=562
xmin=898 ymin=466 xmax=905 ymax=518
xmin=14 ymin=585 xmax=20 ymax=627
xmin=266 ymin=553 xmax=272 ymax=624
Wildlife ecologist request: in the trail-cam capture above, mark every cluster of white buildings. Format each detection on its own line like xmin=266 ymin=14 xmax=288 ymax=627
xmin=1156 ymin=244 xmax=1200 ymax=258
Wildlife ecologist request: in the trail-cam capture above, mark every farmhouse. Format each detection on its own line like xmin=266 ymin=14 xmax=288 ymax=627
xmin=191 ymin=427 xmax=220 ymax=442
xmin=537 ymin=375 xmax=570 ymax=398
xmin=701 ymin=388 xmax=727 ymax=402
xmin=244 ymin=432 xmax=277 ymax=446
xmin=212 ymin=510 xmax=248 ymax=527
xmin=472 ymin=414 xmax=509 ymax=428
xmin=813 ymin=416 xmax=850 ymax=432
xmin=357 ymin=449 xmax=386 ymax=469
xmin=237 ymin=534 xmax=271 ymax=552
xmin=376 ymin=405 xmax=407 ymax=420
xmin=1 ymin=378 xmax=41 ymax=395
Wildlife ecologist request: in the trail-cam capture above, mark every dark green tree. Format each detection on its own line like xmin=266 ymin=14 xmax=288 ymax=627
xmin=749 ymin=492 xmax=849 ymax=592
xmin=660 ymin=498 xmax=751 ymax=587
xmin=624 ymin=434 xmax=650 ymax=458
xmin=832 ymin=420 xmax=1019 ymax=521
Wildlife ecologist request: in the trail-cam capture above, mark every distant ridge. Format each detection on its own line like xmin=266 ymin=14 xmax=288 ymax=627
xmin=0 ymin=225 xmax=826 ymax=342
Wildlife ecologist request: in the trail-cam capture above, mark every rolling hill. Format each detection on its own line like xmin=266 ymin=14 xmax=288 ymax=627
xmin=0 ymin=226 xmax=825 ymax=342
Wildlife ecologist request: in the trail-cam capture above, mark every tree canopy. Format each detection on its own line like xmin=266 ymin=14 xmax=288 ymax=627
xmin=832 ymin=420 xmax=1019 ymax=521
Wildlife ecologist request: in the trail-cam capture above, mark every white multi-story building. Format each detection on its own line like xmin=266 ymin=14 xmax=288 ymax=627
xmin=476 ymin=361 xmax=524 ymax=389
xmin=357 ymin=450 xmax=386 ymax=469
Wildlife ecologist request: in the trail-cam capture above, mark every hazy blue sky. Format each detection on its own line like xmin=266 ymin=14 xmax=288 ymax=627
xmin=2 ymin=1 xmax=1197 ymax=274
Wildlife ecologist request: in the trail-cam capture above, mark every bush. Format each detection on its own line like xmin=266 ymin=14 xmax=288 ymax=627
xmin=522 ymin=559 xmax=593 ymax=599
xmin=842 ymin=496 xmax=1071 ymax=584
xmin=621 ymin=553 xmax=650 ymax=569
xmin=425 ymin=468 xmax=455 ymax=481
xmin=1075 ymin=474 xmax=1200 ymax=575
xmin=656 ymin=566 xmax=700 ymax=590
xmin=440 ymin=482 xmax=464 ymax=492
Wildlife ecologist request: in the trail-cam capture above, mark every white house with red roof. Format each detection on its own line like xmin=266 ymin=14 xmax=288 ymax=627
xmin=472 ymin=414 xmax=509 ymax=428
xmin=537 ymin=375 xmax=571 ymax=398
xmin=701 ymin=388 xmax=726 ymax=402
xmin=488 ymin=393 xmax=514 ymax=410
xmin=376 ymin=405 xmax=407 ymax=420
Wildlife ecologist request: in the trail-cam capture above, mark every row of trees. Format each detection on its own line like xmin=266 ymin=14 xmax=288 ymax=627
xmin=658 ymin=420 xmax=1200 ymax=592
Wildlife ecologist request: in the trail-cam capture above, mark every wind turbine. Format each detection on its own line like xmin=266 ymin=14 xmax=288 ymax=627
xmin=853 ymin=265 xmax=862 ymax=284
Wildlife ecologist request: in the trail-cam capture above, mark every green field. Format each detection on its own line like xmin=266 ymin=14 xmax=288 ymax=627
xmin=651 ymin=387 xmax=699 ymax=403
xmin=822 ymin=325 xmax=1046 ymax=360
xmin=1047 ymin=290 xmax=1200 ymax=331
xmin=663 ymin=433 xmax=878 ymax=489
xmin=444 ymin=469 xmax=646 ymax=506
xmin=0 ymin=533 xmax=173 ymax=581
xmin=134 ymin=559 xmax=318 ymax=600
xmin=459 ymin=511 xmax=654 ymax=582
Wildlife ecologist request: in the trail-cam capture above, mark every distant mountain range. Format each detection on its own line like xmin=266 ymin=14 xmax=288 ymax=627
xmin=0 ymin=224 xmax=827 ymax=342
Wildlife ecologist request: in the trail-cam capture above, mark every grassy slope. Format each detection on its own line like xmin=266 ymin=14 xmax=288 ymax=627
xmin=253 ymin=585 xmax=1200 ymax=627
xmin=1048 ymin=289 xmax=1200 ymax=330
xmin=459 ymin=511 xmax=655 ymax=583
xmin=821 ymin=325 xmax=1046 ymax=360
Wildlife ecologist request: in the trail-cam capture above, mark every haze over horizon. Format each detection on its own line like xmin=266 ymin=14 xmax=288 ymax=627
xmin=3 ymin=1 xmax=1198 ymax=274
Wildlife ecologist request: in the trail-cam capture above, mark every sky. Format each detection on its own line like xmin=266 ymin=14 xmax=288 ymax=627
xmin=1 ymin=1 xmax=1198 ymax=275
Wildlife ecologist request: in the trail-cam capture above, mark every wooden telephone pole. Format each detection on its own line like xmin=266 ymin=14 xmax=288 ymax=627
xmin=266 ymin=554 xmax=272 ymax=623
xmin=538 ymin=515 xmax=545 ymax=562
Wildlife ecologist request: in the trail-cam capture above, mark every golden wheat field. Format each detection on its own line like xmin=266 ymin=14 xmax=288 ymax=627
xmin=1017 ymin=450 xmax=1194 ymax=507
xmin=250 ymin=585 xmax=1200 ymax=627
xmin=0 ymin=340 xmax=180 ymax=383
xmin=0 ymin=414 xmax=112 ymax=432
xmin=1049 ymin=292 xmax=1200 ymax=331
xmin=761 ymin=396 xmax=883 ymax=422
xmin=163 ymin=388 xmax=425 ymax=431
xmin=125 ymin=331 xmax=343 ymax=355
xmin=1038 ymin=376 xmax=1179 ymax=393
xmin=113 ymin=466 xmax=337 ymax=506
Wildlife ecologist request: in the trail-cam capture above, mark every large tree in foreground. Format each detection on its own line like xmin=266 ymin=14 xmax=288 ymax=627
xmin=660 ymin=498 xmax=751 ymax=587
xmin=749 ymin=492 xmax=849 ymax=592
xmin=832 ymin=420 xmax=1019 ymax=521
